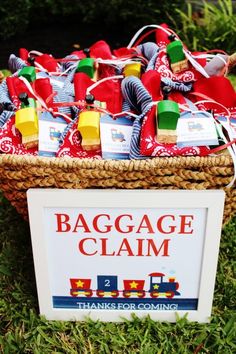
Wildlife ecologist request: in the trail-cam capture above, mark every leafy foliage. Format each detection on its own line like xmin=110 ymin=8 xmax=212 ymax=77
xmin=173 ymin=0 xmax=236 ymax=52
xmin=0 ymin=0 xmax=31 ymax=39
xmin=2 ymin=0 xmax=236 ymax=54
xmin=0 ymin=0 xmax=184 ymax=40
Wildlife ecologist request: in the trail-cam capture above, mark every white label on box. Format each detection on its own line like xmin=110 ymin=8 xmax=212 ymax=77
xmin=177 ymin=113 xmax=218 ymax=147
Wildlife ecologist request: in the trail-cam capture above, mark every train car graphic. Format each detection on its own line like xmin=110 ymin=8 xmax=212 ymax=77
xmin=70 ymin=278 xmax=93 ymax=297
xmin=69 ymin=273 xmax=180 ymax=298
xmin=123 ymin=279 xmax=145 ymax=298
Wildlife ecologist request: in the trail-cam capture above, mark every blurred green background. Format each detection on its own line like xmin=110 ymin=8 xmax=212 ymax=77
xmin=1 ymin=0 xmax=236 ymax=68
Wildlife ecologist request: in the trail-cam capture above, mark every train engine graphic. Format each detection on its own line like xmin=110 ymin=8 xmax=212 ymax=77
xmin=187 ymin=121 xmax=203 ymax=132
xmin=111 ymin=128 xmax=125 ymax=142
xmin=70 ymin=273 xmax=180 ymax=299
xmin=49 ymin=127 xmax=62 ymax=141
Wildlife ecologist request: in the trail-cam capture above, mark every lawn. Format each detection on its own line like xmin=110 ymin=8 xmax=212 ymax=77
xmin=0 ymin=190 xmax=235 ymax=353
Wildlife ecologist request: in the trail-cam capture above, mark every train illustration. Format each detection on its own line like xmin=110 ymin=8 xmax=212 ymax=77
xmin=111 ymin=128 xmax=125 ymax=142
xmin=70 ymin=272 xmax=180 ymax=299
xmin=49 ymin=127 xmax=61 ymax=141
xmin=188 ymin=121 xmax=203 ymax=132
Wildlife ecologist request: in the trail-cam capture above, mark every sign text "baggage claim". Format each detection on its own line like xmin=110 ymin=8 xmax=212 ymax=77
xmin=54 ymin=213 xmax=194 ymax=257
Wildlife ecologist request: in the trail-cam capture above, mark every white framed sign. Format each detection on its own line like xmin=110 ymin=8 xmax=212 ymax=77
xmin=27 ymin=189 xmax=225 ymax=323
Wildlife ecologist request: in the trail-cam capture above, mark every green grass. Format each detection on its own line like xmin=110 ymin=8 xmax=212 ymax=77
xmin=0 ymin=192 xmax=236 ymax=354
xmin=228 ymin=74 xmax=236 ymax=89
xmin=0 ymin=70 xmax=11 ymax=77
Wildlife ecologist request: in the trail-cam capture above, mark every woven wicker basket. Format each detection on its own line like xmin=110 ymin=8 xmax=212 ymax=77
xmin=0 ymin=153 xmax=235 ymax=224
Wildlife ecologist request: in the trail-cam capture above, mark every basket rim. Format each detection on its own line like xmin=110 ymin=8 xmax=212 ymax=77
xmin=0 ymin=153 xmax=233 ymax=172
